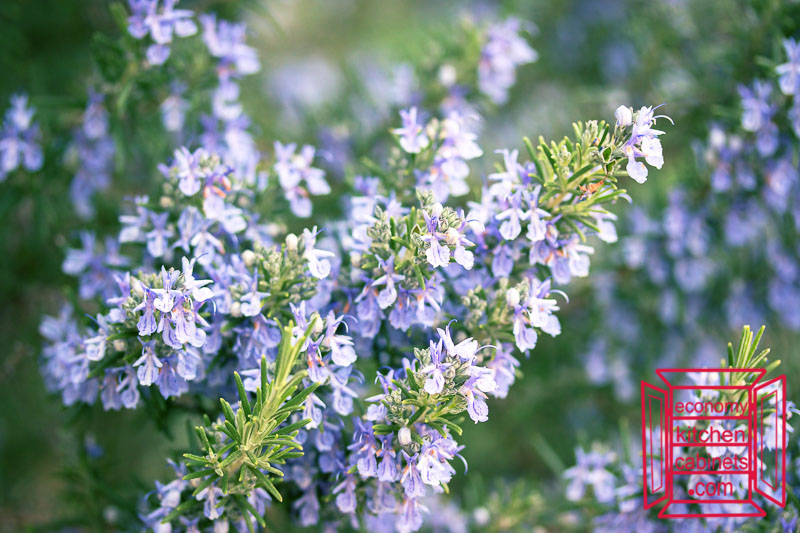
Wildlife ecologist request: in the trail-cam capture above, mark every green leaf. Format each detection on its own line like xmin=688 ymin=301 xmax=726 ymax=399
xmin=234 ymin=372 xmax=252 ymax=418
xmin=182 ymin=453 xmax=209 ymax=465
xmin=220 ymin=398 xmax=236 ymax=423
xmin=248 ymin=465 xmax=283 ymax=502
xmin=274 ymin=418 xmax=312 ymax=436
xmin=232 ymin=494 xmax=267 ymax=528
xmin=161 ymin=500 xmax=200 ymax=524
xmin=183 ymin=468 xmax=215 ymax=481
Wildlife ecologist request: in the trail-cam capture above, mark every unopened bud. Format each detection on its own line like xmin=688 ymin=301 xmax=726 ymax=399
xmin=242 ymin=250 xmax=256 ymax=268
xmin=398 ymin=426 xmax=412 ymax=446
xmin=311 ymin=313 xmax=324 ymax=335
xmin=506 ymin=288 xmax=521 ymax=308
xmin=131 ymin=278 xmax=144 ymax=298
xmin=285 ymin=233 xmax=299 ymax=252
xmin=614 ymin=105 xmax=633 ymax=127
xmin=113 ymin=339 xmax=127 ymax=352
xmin=438 ymin=64 xmax=457 ymax=86
xmin=159 ymin=196 xmax=174 ymax=209
xmin=444 ymin=227 xmax=460 ymax=245
xmin=431 ymin=203 xmax=444 ymax=217
xmin=230 ymin=302 xmax=242 ymax=317
xmin=473 ymin=507 xmax=490 ymax=527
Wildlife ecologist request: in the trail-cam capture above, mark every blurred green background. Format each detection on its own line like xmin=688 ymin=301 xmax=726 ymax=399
xmin=1 ymin=0 xmax=798 ymax=530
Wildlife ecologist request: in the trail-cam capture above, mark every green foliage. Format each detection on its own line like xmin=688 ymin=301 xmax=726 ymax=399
xmin=167 ymin=322 xmax=318 ymax=527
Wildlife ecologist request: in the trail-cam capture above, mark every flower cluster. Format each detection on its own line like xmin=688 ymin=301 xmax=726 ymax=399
xmin=128 ymin=0 xmax=198 ymax=65
xmin=68 ymin=92 xmax=115 ymax=218
xmin=254 ymin=102 xmax=669 ymax=531
xmin=615 ymin=104 xmax=670 ymax=183
xmin=44 ymin=136 xmax=339 ymax=411
xmin=579 ymin=36 xmax=800 ymax=402
xmin=31 ymin=2 xmax=678 ymax=531
xmin=478 ymin=18 xmax=538 ymax=105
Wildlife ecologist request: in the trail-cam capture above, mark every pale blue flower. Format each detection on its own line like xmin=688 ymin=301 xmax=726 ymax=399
xmin=392 ymin=107 xmax=429 ymax=154
xmin=303 ymin=226 xmax=335 ymax=279
xmin=421 ymin=339 xmax=449 ymax=394
xmin=478 ymin=18 xmax=537 ymax=104
xmin=0 ymin=94 xmax=42 ymax=181
xmin=199 ymin=14 xmax=260 ymax=79
xmin=128 ymin=0 xmax=198 ymax=66
xmin=134 ymin=339 xmax=162 ymax=386
xmin=777 ymin=38 xmax=800 ymax=95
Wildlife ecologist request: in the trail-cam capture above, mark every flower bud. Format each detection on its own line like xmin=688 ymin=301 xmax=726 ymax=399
xmin=438 ymin=64 xmax=457 ymax=86
xmin=230 ymin=301 xmax=242 ymax=317
xmin=131 ymin=278 xmax=144 ymax=298
xmin=311 ymin=313 xmax=324 ymax=335
xmin=506 ymin=288 xmax=521 ymax=308
xmin=398 ymin=426 xmax=412 ymax=447
xmin=445 ymin=227 xmax=460 ymax=245
xmin=614 ymin=105 xmax=633 ymax=127
xmin=242 ymin=250 xmax=256 ymax=268
xmin=113 ymin=339 xmax=127 ymax=352
xmin=285 ymin=233 xmax=299 ymax=252
xmin=159 ymin=195 xmax=174 ymax=209
xmin=473 ymin=507 xmax=490 ymax=526
xmin=431 ymin=203 xmax=444 ymax=217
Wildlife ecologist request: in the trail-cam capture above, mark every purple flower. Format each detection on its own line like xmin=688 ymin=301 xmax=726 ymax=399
xmin=486 ymin=343 xmax=519 ymax=399
xmin=160 ymin=84 xmax=188 ymax=132
xmin=512 ymin=305 xmax=538 ymax=351
xmin=376 ymin=437 xmax=398 ymax=482
xmin=119 ymin=196 xmax=150 ymax=244
xmin=273 ymin=142 xmax=330 ymax=217
xmin=526 ymin=187 xmax=550 ymax=242
xmin=146 ymin=212 xmax=173 ymax=257
xmin=397 ymin=497 xmax=425 ymax=533
xmin=478 ymin=18 xmax=537 ymax=104
xmin=496 ymin=189 xmax=529 ymax=240
xmin=302 ymin=227 xmax=335 ymax=279
xmin=421 ymin=340 xmax=449 ymax=394
xmin=0 ymin=94 xmax=42 ymax=181
xmin=373 ymin=255 xmax=405 ymax=309
xmin=437 ymin=325 xmax=478 ymax=363
xmin=330 ymin=367 xmax=359 ymax=415
xmin=417 ymin=434 xmax=459 ymax=485
xmin=172 ymin=147 xmax=207 ymax=196
xmin=400 ymin=452 xmax=425 ymax=498
xmin=199 ymin=14 xmax=260 ymax=80
xmin=82 ymin=91 xmax=109 ymax=140
xmin=294 ymin=488 xmax=319 ymax=527
xmin=421 ymin=210 xmax=451 ymax=268
xmin=392 ymin=107 xmax=429 ymax=154
xmin=621 ymin=105 xmax=670 ymax=183
xmin=488 ymin=148 xmax=524 ymax=198
xmin=422 ymin=112 xmax=483 ymax=202
xmin=777 ymin=38 xmax=800 ymax=95
xmin=302 ymin=392 xmax=326 ymax=429
xmin=134 ymin=339 xmax=162 ymax=386
xmin=238 ymin=270 xmax=268 ymax=318
xmin=564 ymin=446 xmax=616 ymax=503
xmin=128 ymin=0 xmax=198 ymax=66
xmin=333 ymin=476 xmax=357 ymax=514
xmin=323 ymin=312 xmax=357 ymax=366
xmin=739 ymin=81 xmax=775 ymax=138
xmin=349 ymin=420 xmax=379 ymax=478
xmin=136 ymin=288 xmax=158 ymax=336
xmin=195 ymin=483 xmax=224 ymax=520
